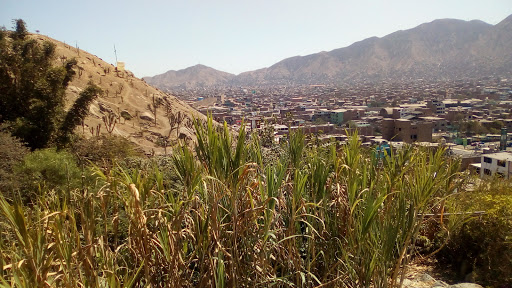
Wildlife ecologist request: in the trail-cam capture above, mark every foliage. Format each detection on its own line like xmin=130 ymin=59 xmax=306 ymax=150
xmin=0 ymin=19 xmax=99 ymax=149
xmin=57 ymin=81 xmax=102 ymax=147
xmin=257 ymin=121 xmax=275 ymax=148
xmin=0 ymin=130 xmax=29 ymax=193
xmin=438 ymin=176 xmax=512 ymax=286
xmin=454 ymin=120 xmax=502 ymax=137
xmin=70 ymin=135 xmax=141 ymax=167
xmin=0 ymin=115 xmax=469 ymax=287
xmin=14 ymin=149 xmax=82 ymax=200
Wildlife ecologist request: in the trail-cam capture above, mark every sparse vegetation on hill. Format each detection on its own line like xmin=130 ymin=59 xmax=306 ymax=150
xmin=0 ymin=20 xmax=205 ymax=154
xmin=0 ymin=20 xmax=101 ymax=149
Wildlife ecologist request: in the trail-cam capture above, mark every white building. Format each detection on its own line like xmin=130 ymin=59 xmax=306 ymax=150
xmin=273 ymin=124 xmax=289 ymax=134
xmin=480 ymin=152 xmax=512 ymax=179
xmin=431 ymin=99 xmax=446 ymax=115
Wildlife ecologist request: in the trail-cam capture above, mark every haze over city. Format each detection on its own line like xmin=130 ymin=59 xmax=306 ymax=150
xmin=1 ymin=0 xmax=511 ymax=78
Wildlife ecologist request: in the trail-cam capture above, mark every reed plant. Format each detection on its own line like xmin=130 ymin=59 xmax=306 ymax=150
xmin=0 ymin=116 xmax=464 ymax=287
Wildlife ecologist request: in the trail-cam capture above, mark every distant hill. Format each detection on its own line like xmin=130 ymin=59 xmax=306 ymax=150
xmin=32 ymin=34 xmax=205 ymax=154
xmin=147 ymin=14 xmax=512 ymax=88
xmin=473 ymin=14 xmax=512 ymax=68
xmin=143 ymin=64 xmax=235 ymax=89
xmin=236 ymin=16 xmax=512 ymax=85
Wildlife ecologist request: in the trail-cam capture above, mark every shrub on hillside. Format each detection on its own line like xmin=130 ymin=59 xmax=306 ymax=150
xmin=437 ymin=176 xmax=512 ymax=286
xmin=71 ymin=135 xmax=141 ymax=167
xmin=15 ymin=149 xmax=82 ymax=201
xmin=0 ymin=131 xmax=29 ymax=195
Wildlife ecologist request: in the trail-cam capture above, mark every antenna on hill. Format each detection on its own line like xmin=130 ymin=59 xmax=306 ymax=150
xmin=114 ymin=44 xmax=118 ymax=66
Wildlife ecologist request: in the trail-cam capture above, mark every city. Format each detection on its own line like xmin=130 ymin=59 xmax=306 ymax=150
xmin=166 ymin=76 xmax=512 ymax=179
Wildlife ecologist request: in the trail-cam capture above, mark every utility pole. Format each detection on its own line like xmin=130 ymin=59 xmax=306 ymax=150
xmin=114 ymin=45 xmax=118 ymax=66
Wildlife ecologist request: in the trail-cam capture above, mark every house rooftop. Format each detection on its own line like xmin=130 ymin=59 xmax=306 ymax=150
xmin=483 ymin=152 xmax=512 ymax=161
xmin=420 ymin=116 xmax=445 ymax=121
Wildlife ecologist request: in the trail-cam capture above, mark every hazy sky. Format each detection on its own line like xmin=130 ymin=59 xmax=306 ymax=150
xmin=1 ymin=0 xmax=511 ymax=77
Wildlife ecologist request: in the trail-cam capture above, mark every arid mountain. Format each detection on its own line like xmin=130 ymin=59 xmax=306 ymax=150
xmin=236 ymin=17 xmax=508 ymax=84
xmin=147 ymin=14 xmax=512 ymax=88
xmin=473 ymin=14 xmax=512 ymax=69
xmin=31 ymin=34 xmax=205 ymax=154
xmin=143 ymin=64 xmax=235 ymax=89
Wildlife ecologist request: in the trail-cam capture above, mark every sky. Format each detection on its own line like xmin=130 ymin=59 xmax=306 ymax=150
xmin=1 ymin=0 xmax=511 ymax=78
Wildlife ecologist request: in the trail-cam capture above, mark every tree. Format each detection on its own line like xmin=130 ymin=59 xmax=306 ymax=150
xmin=456 ymin=120 xmax=487 ymax=137
xmin=169 ymin=110 xmax=186 ymax=138
xmin=0 ymin=19 xmax=98 ymax=149
xmin=12 ymin=19 xmax=27 ymax=40
xmin=0 ymin=130 xmax=29 ymax=194
xmin=258 ymin=121 xmax=275 ymax=148
xmin=147 ymin=95 xmax=162 ymax=126
xmin=57 ymin=82 xmax=102 ymax=147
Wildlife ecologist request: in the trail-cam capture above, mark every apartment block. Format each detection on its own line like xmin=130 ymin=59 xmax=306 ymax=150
xmin=381 ymin=119 xmax=433 ymax=143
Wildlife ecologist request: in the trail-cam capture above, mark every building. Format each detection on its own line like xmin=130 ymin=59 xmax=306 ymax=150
xmin=427 ymin=99 xmax=446 ymax=115
xmin=420 ymin=116 xmax=448 ymax=132
xmin=273 ymin=124 xmax=289 ymax=134
xmin=330 ymin=109 xmax=347 ymax=125
xmin=480 ymin=152 xmax=512 ymax=179
xmin=381 ymin=119 xmax=433 ymax=143
xmin=312 ymin=109 xmax=330 ymax=123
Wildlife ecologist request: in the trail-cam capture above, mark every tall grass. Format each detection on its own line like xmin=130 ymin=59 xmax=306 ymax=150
xmin=0 ymin=116 xmax=463 ymax=287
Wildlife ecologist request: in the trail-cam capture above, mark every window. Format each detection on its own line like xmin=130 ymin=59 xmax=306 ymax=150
xmin=484 ymin=168 xmax=492 ymax=175
xmin=498 ymin=160 xmax=506 ymax=167
xmin=483 ymin=157 xmax=492 ymax=164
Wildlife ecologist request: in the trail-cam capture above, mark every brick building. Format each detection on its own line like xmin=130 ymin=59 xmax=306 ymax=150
xmin=381 ymin=119 xmax=433 ymax=143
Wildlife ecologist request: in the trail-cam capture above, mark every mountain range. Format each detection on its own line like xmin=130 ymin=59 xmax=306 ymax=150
xmin=144 ymin=14 xmax=512 ymax=88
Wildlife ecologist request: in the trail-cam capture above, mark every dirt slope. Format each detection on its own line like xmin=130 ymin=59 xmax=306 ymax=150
xmin=30 ymin=34 xmax=206 ymax=155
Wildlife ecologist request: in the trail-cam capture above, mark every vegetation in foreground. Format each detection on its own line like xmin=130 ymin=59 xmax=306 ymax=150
xmin=1 ymin=114 xmax=507 ymax=288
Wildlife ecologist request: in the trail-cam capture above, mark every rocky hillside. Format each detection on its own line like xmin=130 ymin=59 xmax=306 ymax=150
xmin=31 ymin=34 xmax=205 ymax=154
xmin=146 ymin=14 xmax=512 ymax=88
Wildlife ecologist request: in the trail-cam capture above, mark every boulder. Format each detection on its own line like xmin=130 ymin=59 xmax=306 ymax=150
xmin=448 ymin=284 xmax=483 ymax=288
xmin=139 ymin=112 xmax=155 ymax=122
xmin=98 ymin=102 xmax=112 ymax=113
xmin=149 ymin=131 xmax=163 ymax=137
xmin=120 ymin=110 xmax=132 ymax=120
xmin=402 ymin=273 xmax=483 ymax=288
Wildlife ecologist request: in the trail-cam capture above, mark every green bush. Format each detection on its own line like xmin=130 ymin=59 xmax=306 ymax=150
xmin=15 ymin=149 xmax=82 ymax=199
xmin=438 ymin=176 xmax=512 ymax=286
xmin=71 ymin=135 xmax=141 ymax=167
xmin=0 ymin=131 xmax=29 ymax=194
